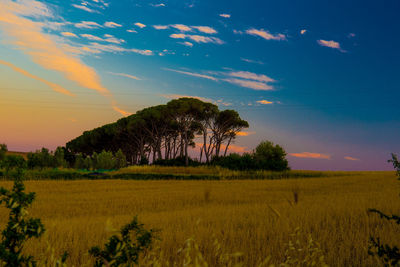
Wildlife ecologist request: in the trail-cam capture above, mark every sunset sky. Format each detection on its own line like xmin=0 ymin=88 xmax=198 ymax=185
xmin=0 ymin=0 xmax=399 ymax=170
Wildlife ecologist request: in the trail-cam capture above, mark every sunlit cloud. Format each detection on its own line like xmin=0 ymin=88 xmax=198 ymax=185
xmin=289 ymin=152 xmax=331 ymax=159
xmin=171 ymin=24 xmax=192 ymax=32
xmin=236 ymin=131 xmax=256 ymax=136
xmin=61 ymin=32 xmax=78 ymax=38
xmin=112 ymin=102 xmax=132 ymax=116
xmin=153 ymin=25 xmax=169 ymax=30
xmin=256 ymin=100 xmax=273 ymax=105
xmin=300 ymin=29 xmax=307 ymax=35
xmin=179 ymin=41 xmax=193 ymax=47
xmin=317 ymin=39 xmax=346 ymax=52
xmin=219 ymin=14 xmax=231 ymax=18
xmin=170 ymin=33 xmax=186 ymax=39
xmin=71 ymin=4 xmax=98 ymax=13
xmin=150 ymin=3 xmax=165 ymax=7
xmin=127 ymin=29 xmax=137 ymax=33
xmin=0 ymin=59 xmax=75 ymax=97
xmin=134 ymin=22 xmax=146 ymax=28
xmin=163 ymin=68 xmax=218 ymax=81
xmin=246 ymin=28 xmax=286 ymax=41
xmin=224 ymin=78 xmax=273 ymax=90
xmin=344 ymin=156 xmax=360 ymax=161
xmin=170 ymin=34 xmax=223 ymax=44
xmin=104 ymin=21 xmax=122 ymax=28
xmin=75 ymin=21 xmax=102 ymax=29
xmin=108 ymin=72 xmax=141 ymax=80
xmin=81 ymin=34 xmax=125 ymax=44
xmin=86 ymin=42 xmax=153 ymax=55
xmin=192 ymin=26 xmax=217 ymax=34
xmin=240 ymin=58 xmax=264 ymax=65
xmin=228 ymin=71 xmax=275 ymax=83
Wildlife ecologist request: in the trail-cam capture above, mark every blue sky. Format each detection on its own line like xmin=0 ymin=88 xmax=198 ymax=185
xmin=0 ymin=0 xmax=399 ymax=170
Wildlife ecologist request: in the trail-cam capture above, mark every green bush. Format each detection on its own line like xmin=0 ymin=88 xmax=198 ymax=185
xmin=253 ymin=140 xmax=289 ymax=171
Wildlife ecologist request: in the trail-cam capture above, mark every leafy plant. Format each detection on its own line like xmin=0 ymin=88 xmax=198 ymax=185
xmin=89 ymin=216 xmax=155 ymax=266
xmin=368 ymin=153 xmax=400 ymax=266
xmin=0 ymin=175 xmax=45 ymax=266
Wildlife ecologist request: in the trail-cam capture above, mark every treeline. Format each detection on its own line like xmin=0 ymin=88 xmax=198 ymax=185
xmin=66 ymin=98 xmax=249 ymax=166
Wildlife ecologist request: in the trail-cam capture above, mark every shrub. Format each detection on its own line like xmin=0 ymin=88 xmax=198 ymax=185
xmin=0 ymin=176 xmax=45 ymax=266
xmin=253 ymin=140 xmax=289 ymax=171
xmin=211 ymin=153 xmax=256 ymax=171
xmin=115 ymin=149 xmax=127 ymax=169
xmin=0 ymin=144 xmax=7 ymax=162
xmin=154 ymin=156 xmax=201 ymax=167
xmin=1 ymin=155 xmax=26 ymax=177
xmin=89 ymin=216 xmax=155 ymax=266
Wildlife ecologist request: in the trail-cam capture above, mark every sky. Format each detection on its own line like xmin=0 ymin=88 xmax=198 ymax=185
xmin=0 ymin=0 xmax=399 ymax=170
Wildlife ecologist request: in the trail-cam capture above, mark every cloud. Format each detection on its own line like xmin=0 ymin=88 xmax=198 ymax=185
xmin=317 ymin=39 xmax=346 ymax=52
xmin=127 ymin=29 xmax=137 ymax=33
xmin=170 ymin=34 xmax=223 ymax=44
xmin=150 ymin=3 xmax=165 ymax=7
xmin=246 ymin=28 xmax=286 ymax=41
xmin=179 ymin=41 xmax=193 ymax=47
xmin=289 ymin=152 xmax=331 ymax=159
xmin=171 ymin=24 xmax=192 ymax=32
xmin=219 ymin=14 xmax=231 ymax=18
xmin=0 ymin=0 xmax=134 ymax=116
xmin=236 ymin=131 xmax=256 ymax=136
xmin=192 ymin=26 xmax=217 ymax=34
xmin=109 ymin=72 xmax=141 ymax=80
xmin=344 ymin=156 xmax=360 ymax=161
xmin=240 ymin=58 xmax=264 ymax=65
xmin=104 ymin=21 xmax=122 ymax=28
xmin=153 ymin=25 xmax=169 ymax=30
xmin=256 ymin=100 xmax=273 ymax=104
xmin=300 ymin=29 xmax=307 ymax=35
xmin=224 ymin=78 xmax=273 ymax=90
xmin=112 ymin=102 xmax=132 ymax=116
xmin=163 ymin=68 xmax=218 ymax=81
xmin=134 ymin=22 xmax=146 ymax=28
xmin=61 ymin=32 xmax=78 ymax=38
xmin=75 ymin=21 xmax=102 ymax=29
xmin=81 ymin=34 xmax=125 ymax=44
xmin=0 ymin=59 xmax=75 ymax=97
xmin=71 ymin=4 xmax=98 ymax=13
xmin=86 ymin=42 xmax=153 ymax=55
xmin=348 ymin=33 xmax=356 ymax=38
xmin=228 ymin=71 xmax=274 ymax=83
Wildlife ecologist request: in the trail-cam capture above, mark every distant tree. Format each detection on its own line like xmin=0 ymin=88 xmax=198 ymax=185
xmin=54 ymin=147 xmax=68 ymax=168
xmin=115 ymin=149 xmax=127 ymax=169
xmin=0 ymin=143 xmax=7 ymax=162
xmin=2 ymin=155 xmax=26 ymax=177
xmin=253 ymin=141 xmax=289 ymax=171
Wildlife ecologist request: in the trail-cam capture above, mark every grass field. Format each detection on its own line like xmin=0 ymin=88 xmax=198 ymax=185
xmin=0 ymin=171 xmax=398 ymax=266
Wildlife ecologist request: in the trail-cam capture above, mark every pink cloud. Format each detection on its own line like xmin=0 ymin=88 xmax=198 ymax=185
xmin=289 ymin=152 xmax=331 ymax=159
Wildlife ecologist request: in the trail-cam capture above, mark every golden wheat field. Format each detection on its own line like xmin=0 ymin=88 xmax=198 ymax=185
xmin=0 ymin=171 xmax=399 ymax=266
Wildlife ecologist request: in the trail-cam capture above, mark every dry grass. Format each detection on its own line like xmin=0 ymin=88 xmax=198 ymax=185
xmin=0 ymin=171 xmax=398 ymax=266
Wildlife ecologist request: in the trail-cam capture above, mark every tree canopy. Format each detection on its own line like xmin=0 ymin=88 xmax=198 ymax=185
xmin=66 ymin=98 xmax=249 ymax=166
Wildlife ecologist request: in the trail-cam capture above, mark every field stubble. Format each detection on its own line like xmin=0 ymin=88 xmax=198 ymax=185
xmin=0 ymin=171 xmax=398 ymax=266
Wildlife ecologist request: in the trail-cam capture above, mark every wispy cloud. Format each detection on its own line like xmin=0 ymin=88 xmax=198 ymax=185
xmin=134 ymin=22 xmax=146 ymax=28
xmin=192 ymin=26 xmax=217 ymax=34
xmin=153 ymin=25 xmax=169 ymax=30
xmin=224 ymin=78 xmax=273 ymax=90
xmin=300 ymin=29 xmax=307 ymax=35
xmin=348 ymin=33 xmax=356 ymax=38
xmin=179 ymin=41 xmax=193 ymax=47
xmin=81 ymin=34 xmax=125 ymax=44
xmin=61 ymin=32 xmax=78 ymax=38
xmin=240 ymin=58 xmax=264 ymax=65
xmin=236 ymin=131 xmax=256 ymax=136
xmin=104 ymin=21 xmax=122 ymax=28
xmin=0 ymin=59 xmax=74 ymax=97
xmin=246 ymin=28 xmax=286 ymax=41
xmin=256 ymin=100 xmax=273 ymax=104
xmin=344 ymin=156 xmax=360 ymax=161
xmin=75 ymin=21 xmax=102 ymax=29
xmin=108 ymin=72 xmax=141 ymax=80
xmin=317 ymin=39 xmax=346 ymax=52
xmin=219 ymin=14 xmax=231 ymax=18
xmin=169 ymin=34 xmax=224 ymax=44
xmin=171 ymin=24 xmax=192 ymax=31
xmin=228 ymin=71 xmax=274 ymax=83
xmin=86 ymin=42 xmax=153 ymax=55
xmin=163 ymin=68 xmax=218 ymax=81
xmin=71 ymin=4 xmax=98 ymax=13
xmin=150 ymin=3 xmax=165 ymax=7
xmin=289 ymin=152 xmax=331 ymax=159
xmin=127 ymin=29 xmax=137 ymax=33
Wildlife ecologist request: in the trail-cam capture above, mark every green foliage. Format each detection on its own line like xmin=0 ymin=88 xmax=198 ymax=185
xmin=93 ymin=150 xmax=116 ymax=170
xmin=154 ymin=156 xmax=201 ymax=167
xmin=89 ymin=216 xmax=154 ymax=267
xmin=115 ymin=149 xmax=127 ymax=169
xmin=254 ymin=140 xmax=289 ymax=171
xmin=211 ymin=153 xmax=256 ymax=171
xmin=27 ymin=147 xmax=68 ymax=169
xmin=1 ymin=155 xmax=26 ymax=178
xmin=368 ymin=153 xmax=400 ymax=266
xmin=0 ymin=176 xmax=45 ymax=266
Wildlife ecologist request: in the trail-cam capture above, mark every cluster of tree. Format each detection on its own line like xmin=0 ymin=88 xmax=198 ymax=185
xmin=74 ymin=149 xmax=127 ymax=170
xmin=27 ymin=147 xmax=67 ymax=169
xmin=66 ymin=98 xmax=249 ymax=166
xmin=211 ymin=141 xmax=289 ymax=171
